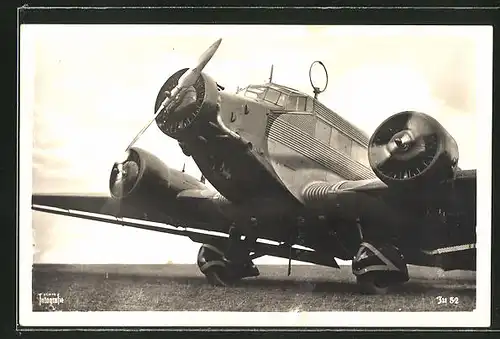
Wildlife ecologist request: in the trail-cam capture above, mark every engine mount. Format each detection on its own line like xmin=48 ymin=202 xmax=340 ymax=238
xmin=154 ymin=68 xmax=220 ymax=140
xmin=368 ymin=111 xmax=459 ymax=187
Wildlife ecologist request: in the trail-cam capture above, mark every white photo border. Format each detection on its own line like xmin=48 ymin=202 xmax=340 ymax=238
xmin=18 ymin=24 xmax=492 ymax=328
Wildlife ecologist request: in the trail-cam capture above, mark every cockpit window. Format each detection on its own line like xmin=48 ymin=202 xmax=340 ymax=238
xmin=265 ymin=88 xmax=281 ymax=105
xmin=286 ymin=96 xmax=298 ymax=111
xmin=277 ymin=94 xmax=286 ymax=106
xmin=244 ymin=86 xmax=267 ymax=100
xmin=243 ymin=85 xmax=312 ymax=111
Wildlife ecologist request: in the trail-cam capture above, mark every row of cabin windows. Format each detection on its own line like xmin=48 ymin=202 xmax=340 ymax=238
xmin=243 ymin=85 xmax=313 ymax=112
xmin=242 ymin=85 xmax=369 ymax=167
xmin=315 ymin=118 xmax=370 ymax=167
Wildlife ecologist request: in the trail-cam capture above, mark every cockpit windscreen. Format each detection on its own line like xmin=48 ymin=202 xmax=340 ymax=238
xmin=243 ymin=85 xmax=313 ymax=112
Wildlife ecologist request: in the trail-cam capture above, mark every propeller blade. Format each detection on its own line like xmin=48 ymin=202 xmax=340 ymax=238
xmin=123 ymin=38 xmax=223 ymax=154
xmin=406 ymin=113 xmax=434 ymax=137
xmin=103 ymin=170 xmax=125 ymax=217
xmin=115 ymin=150 xmax=131 ymax=165
xmin=177 ymin=38 xmax=222 ymax=88
xmin=370 ymin=144 xmax=393 ymax=167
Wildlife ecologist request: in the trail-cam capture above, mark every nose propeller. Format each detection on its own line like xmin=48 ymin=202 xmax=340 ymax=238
xmin=110 ymin=38 xmax=222 ymax=204
xmin=120 ymin=38 xmax=222 ymax=159
xmin=393 ymin=131 xmax=413 ymax=150
xmin=112 ymin=38 xmax=223 ymax=180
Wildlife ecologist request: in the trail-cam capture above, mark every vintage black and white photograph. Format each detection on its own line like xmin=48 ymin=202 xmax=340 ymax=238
xmin=19 ymin=24 xmax=491 ymax=327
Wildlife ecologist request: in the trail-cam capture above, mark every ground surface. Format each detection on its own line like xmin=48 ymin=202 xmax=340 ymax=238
xmin=32 ymin=264 xmax=476 ymax=312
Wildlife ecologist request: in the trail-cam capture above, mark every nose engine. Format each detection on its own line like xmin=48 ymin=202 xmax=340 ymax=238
xmin=368 ymin=111 xmax=459 ymax=187
xmin=154 ymin=68 xmax=220 ymax=140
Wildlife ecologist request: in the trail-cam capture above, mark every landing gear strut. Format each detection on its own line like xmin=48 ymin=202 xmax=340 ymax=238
xmin=197 ymin=226 xmax=260 ymax=286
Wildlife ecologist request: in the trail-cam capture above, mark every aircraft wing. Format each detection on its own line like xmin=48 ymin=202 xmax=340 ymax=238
xmin=31 ymin=191 xmax=231 ymax=245
xmin=301 ymin=168 xmax=476 ymax=232
xmin=31 ymin=192 xmax=341 ymax=268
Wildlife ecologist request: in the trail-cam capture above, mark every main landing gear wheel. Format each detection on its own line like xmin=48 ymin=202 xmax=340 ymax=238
xmin=203 ymin=261 xmax=235 ymax=287
xmin=197 ymin=244 xmax=260 ymax=287
xmin=352 ymin=242 xmax=409 ymax=295
xmin=356 ymin=272 xmax=391 ymax=295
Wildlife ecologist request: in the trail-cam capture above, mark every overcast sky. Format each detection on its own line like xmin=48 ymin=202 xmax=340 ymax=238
xmin=24 ymin=24 xmax=491 ymax=265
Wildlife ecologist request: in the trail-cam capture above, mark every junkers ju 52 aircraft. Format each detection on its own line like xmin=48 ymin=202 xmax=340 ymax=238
xmin=32 ymin=38 xmax=476 ymax=294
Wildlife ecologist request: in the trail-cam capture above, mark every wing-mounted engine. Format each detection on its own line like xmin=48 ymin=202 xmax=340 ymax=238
xmin=154 ymin=68 xmax=220 ymax=140
xmin=368 ymin=111 xmax=459 ymax=188
xmin=109 ymin=147 xmax=205 ymax=207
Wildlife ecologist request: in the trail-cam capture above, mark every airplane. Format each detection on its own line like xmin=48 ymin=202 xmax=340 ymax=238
xmin=31 ymin=38 xmax=476 ymax=295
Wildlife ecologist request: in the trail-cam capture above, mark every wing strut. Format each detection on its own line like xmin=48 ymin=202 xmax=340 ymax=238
xmin=287 ymin=243 xmax=293 ymax=276
xmin=287 ymin=230 xmax=297 ymax=276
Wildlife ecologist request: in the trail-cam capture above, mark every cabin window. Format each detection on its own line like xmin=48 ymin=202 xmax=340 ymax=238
xmin=330 ymin=127 xmax=352 ymax=156
xmin=351 ymin=142 xmax=370 ymax=167
xmin=306 ymin=98 xmax=314 ymax=112
xmin=244 ymin=86 xmax=267 ymax=100
xmin=297 ymin=97 xmax=307 ymax=111
xmin=265 ymin=88 xmax=281 ymax=105
xmin=286 ymin=95 xmax=308 ymax=111
xmin=315 ymin=118 xmax=331 ymax=145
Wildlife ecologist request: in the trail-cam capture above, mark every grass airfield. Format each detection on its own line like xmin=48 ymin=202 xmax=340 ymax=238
xmin=32 ymin=263 xmax=476 ymax=312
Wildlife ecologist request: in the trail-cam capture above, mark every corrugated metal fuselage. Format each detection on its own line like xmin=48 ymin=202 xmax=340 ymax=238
xmin=182 ymin=86 xmax=377 ymax=256
xmin=191 ymin=87 xmax=375 ymax=204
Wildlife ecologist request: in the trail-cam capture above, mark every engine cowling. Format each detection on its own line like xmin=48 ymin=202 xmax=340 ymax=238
xmin=368 ymin=111 xmax=459 ymax=187
xmin=153 ymin=68 xmax=220 ymax=140
xmin=108 ymin=147 xmax=205 ymax=206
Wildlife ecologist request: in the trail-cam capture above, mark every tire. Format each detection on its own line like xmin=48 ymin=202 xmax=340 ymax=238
xmin=197 ymin=244 xmax=236 ymax=286
xmin=204 ymin=264 xmax=235 ymax=287
xmin=196 ymin=243 xmax=259 ymax=286
xmin=356 ymin=273 xmax=391 ymax=295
